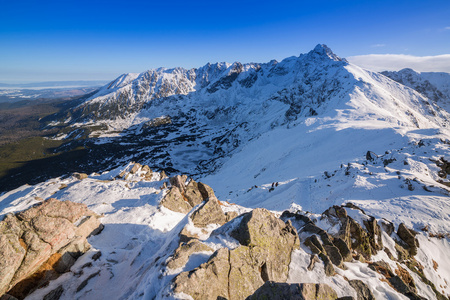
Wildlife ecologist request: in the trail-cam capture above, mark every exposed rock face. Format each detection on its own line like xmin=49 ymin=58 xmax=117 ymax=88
xmin=172 ymin=208 xmax=300 ymax=300
xmin=166 ymin=240 xmax=213 ymax=270
xmin=0 ymin=198 xmax=103 ymax=298
xmin=169 ymin=175 xmax=188 ymax=192
xmin=190 ymin=197 xmax=226 ymax=227
xmin=348 ymin=280 xmax=375 ymax=300
xmin=173 ymin=248 xmax=230 ymax=300
xmin=397 ymin=223 xmax=419 ymax=256
xmin=159 ymin=187 xmax=192 ymax=214
xmin=160 ymin=177 xmax=218 ymax=214
xmin=247 ymin=281 xmax=338 ymax=300
xmin=129 ymin=163 xmax=141 ymax=174
xmin=184 ymin=180 xmax=204 ymax=207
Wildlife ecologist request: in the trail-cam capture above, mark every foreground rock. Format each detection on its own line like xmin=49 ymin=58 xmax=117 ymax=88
xmin=160 ymin=176 xmax=217 ymax=214
xmin=0 ymin=198 xmax=103 ymax=299
xmin=172 ymin=208 xmax=300 ymax=300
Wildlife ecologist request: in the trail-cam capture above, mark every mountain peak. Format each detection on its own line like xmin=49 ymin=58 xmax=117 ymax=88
xmin=307 ymin=44 xmax=347 ymax=62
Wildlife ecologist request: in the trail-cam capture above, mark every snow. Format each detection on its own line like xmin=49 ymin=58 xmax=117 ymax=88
xmin=1 ymin=45 xmax=450 ymax=299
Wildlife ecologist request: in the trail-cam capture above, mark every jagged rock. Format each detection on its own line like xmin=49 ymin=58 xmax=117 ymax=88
xmin=393 ymin=264 xmax=417 ymax=293
xmin=304 ymin=235 xmax=325 ymax=254
xmin=0 ymin=199 xmax=102 ymax=298
xmin=302 ymin=223 xmax=324 ymax=235
xmin=173 ymin=248 xmax=230 ymax=300
xmin=319 ymin=253 xmax=335 ymax=276
xmin=141 ymin=165 xmax=152 ymax=174
xmin=388 ymin=276 xmax=425 ymax=300
xmin=363 ymin=217 xmax=383 ymax=251
xmin=305 ymin=205 xmax=388 ymax=273
xmin=395 ymin=242 xmax=410 ymax=261
xmin=159 ymin=170 xmax=168 ymax=180
xmin=307 ymin=254 xmax=320 ymax=271
xmin=160 ymin=186 xmax=192 ymax=214
xmin=397 ymin=223 xmax=419 ymax=256
xmin=73 ymin=172 xmax=88 ymax=180
xmin=323 ymin=245 xmax=344 ymax=267
xmin=380 ymin=219 xmax=394 ymax=235
xmin=197 ymin=182 xmax=216 ymax=200
xmin=169 ymin=175 xmax=187 ymax=192
xmin=281 ymin=210 xmax=313 ymax=222
xmin=225 ymin=211 xmax=239 ymax=222
xmin=247 ymin=281 xmax=338 ymax=300
xmin=190 ymin=197 xmax=226 ymax=227
xmin=332 ymin=238 xmax=352 ymax=262
xmin=348 ymin=219 xmax=372 ymax=259
xmin=167 ymin=240 xmax=213 ymax=270
xmin=129 ymin=163 xmax=141 ymax=174
xmin=348 ymin=280 xmax=375 ymax=300
xmin=173 ymin=208 xmax=300 ymax=299
xmin=184 ymin=180 xmax=204 ymax=207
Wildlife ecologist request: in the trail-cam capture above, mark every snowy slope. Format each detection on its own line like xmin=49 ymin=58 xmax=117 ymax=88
xmin=1 ymin=159 xmax=449 ymax=299
xmin=382 ymin=68 xmax=450 ymax=110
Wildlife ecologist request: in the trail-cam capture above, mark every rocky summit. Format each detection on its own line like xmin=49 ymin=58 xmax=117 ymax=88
xmin=1 ymin=45 xmax=450 ymax=299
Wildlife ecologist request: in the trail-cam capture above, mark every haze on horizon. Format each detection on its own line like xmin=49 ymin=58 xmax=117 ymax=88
xmin=1 ymin=0 xmax=449 ymax=83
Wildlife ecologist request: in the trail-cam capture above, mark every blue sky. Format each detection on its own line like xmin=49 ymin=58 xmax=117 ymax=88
xmin=1 ymin=0 xmax=449 ymax=83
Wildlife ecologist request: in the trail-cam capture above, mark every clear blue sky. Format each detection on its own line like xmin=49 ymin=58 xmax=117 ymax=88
xmin=1 ymin=0 xmax=449 ymax=83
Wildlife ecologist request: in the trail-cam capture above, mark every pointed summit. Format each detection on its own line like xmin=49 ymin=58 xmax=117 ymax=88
xmin=306 ymin=44 xmax=347 ymax=62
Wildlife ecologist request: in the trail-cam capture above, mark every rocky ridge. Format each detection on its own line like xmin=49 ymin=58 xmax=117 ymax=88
xmin=0 ymin=162 xmax=449 ymax=299
xmin=155 ymin=174 xmax=448 ymax=300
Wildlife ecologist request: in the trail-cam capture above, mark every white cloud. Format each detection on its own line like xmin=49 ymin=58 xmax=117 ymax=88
xmin=347 ymin=54 xmax=450 ymax=73
xmin=445 ymin=26 xmax=450 ymax=30
xmin=370 ymin=44 xmax=386 ymax=48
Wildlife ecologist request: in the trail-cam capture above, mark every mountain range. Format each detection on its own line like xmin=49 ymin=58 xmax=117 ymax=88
xmin=0 ymin=44 xmax=450 ymax=300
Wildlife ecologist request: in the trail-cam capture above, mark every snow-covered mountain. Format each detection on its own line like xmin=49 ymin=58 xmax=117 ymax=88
xmin=382 ymin=68 xmax=450 ymax=108
xmin=44 ymin=45 xmax=450 ymax=181
xmin=1 ymin=45 xmax=450 ymax=299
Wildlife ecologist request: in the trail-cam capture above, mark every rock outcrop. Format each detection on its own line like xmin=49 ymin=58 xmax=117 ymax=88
xmin=190 ymin=197 xmax=226 ymax=227
xmin=160 ymin=176 xmax=218 ymax=214
xmin=172 ymin=208 xmax=300 ymax=300
xmin=0 ymin=199 xmax=103 ymax=299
